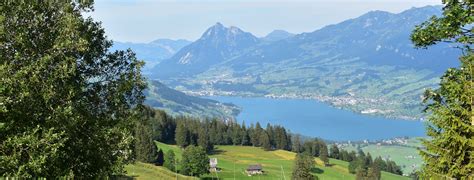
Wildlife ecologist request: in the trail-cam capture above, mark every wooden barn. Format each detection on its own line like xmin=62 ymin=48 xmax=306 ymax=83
xmin=246 ymin=164 xmax=263 ymax=175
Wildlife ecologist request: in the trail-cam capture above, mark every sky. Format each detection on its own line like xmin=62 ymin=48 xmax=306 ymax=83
xmin=88 ymin=0 xmax=441 ymax=43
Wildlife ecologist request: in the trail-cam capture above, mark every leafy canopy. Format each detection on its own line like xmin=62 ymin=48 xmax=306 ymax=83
xmin=0 ymin=1 xmax=145 ymax=178
xmin=410 ymin=0 xmax=473 ymax=178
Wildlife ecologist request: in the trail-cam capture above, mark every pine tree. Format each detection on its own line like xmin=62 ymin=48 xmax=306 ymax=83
xmin=260 ymin=131 xmax=272 ymax=151
xmin=367 ymin=165 xmax=381 ymax=180
xmin=291 ymin=153 xmax=316 ymax=180
xmin=265 ymin=123 xmax=275 ymax=147
xmin=134 ymin=112 xmax=158 ymax=164
xmin=241 ymin=124 xmax=250 ymax=146
xmin=356 ymin=167 xmax=367 ymax=180
xmin=373 ymin=156 xmax=386 ymax=172
xmin=231 ymin=123 xmax=242 ymax=145
xmin=175 ymin=121 xmax=189 ymax=148
xmin=198 ymin=126 xmax=213 ymax=153
xmin=163 ymin=150 xmax=176 ymax=172
xmin=319 ymin=144 xmax=329 ymax=166
xmin=330 ymin=144 xmax=340 ymax=159
xmin=292 ymin=135 xmax=302 ymax=153
xmin=410 ymin=0 xmax=473 ymax=178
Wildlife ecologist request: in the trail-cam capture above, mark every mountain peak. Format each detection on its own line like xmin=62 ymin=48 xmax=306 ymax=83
xmin=201 ymin=23 xmax=256 ymax=42
xmin=263 ymin=30 xmax=295 ymax=42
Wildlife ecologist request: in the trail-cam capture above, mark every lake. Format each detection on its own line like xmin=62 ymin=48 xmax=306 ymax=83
xmin=208 ymin=96 xmax=426 ymax=141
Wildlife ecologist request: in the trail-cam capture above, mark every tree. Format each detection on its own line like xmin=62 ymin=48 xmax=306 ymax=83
xmin=0 ymin=1 xmax=145 ymax=178
xmin=135 ymin=108 xmax=158 ymax=163
xmin=260 ymin=131 xmax=272 ymax=151
xmin=373 ymin=156 xmax=386 ymax=173
xmin=265 ymin=123 xmax=275 ymax=147
xmin=410 ymin=0 xmax=473 ymax=178
xmin=180 ymin=145 xmax=210 ymax=177
xmin=319 ymin=144 xmax=329 ymax=166
xmin=367 ymin=165 xmax=381 ymax=180
xmin=356 ymin=167 xmax=367 ymax=180
xmin=330 ymin=144 xmax=340 ymax=159
xmin=163 ymin=150 xmax=176 ymax=172
xmin=175 ymin=120 xmax=189 ymax=148
xmin=292 ymin=153 xmax=316 ymax=180
xmin=156 ymin=149 xmax=164 ymax=166
xmin=231 ymin=123 xmax=242 ymax=145
xmin=197 ymin=126 xmax=213 ymax=153
xmin=241 ymin=124 xmax=250 ymax=146
xmin=151 ymin=110 xmax=176 ymax=144
xmin=292 ymin=135 xmax=302 ymax=153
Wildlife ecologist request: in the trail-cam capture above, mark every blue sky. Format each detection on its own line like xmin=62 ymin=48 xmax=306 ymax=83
xmin=89 ymin=0 xmax=441 ymax=43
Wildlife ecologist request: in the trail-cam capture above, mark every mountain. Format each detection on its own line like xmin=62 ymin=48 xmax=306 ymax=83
xmin=144 ymin=80 xmax=240 ymax=119
xmin=153 ymin=22 xmax=260 ymax=78
xmin=150 ymin=6 xmax=461 ymax=119
xmin=111 ymin=39 xmax=191 ymax=71
xmin=262 ymin=30 xmax=295 ymax=42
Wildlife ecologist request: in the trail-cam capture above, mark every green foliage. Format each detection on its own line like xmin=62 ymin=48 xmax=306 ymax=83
xmin=197 ymin=125 xmax=213 ymax=153
xmin=163 ymin=150 xmax=176 ymax=172
xmin=260 ymin=131 xmax=272 ymax=151
xmin=292 ymin=135 xmax=302 ymax=153
xmin=180 ymin=145 xmax=210 ymax=177
xmin=330 ymin=144 xmax=340 ymax=159
xmin=410 ymin=0 xmax=474 ymax=178
xmin=134 ymin=107 xmax=159 ymax=163
xmin=411 ymin=0 xmax=473 ymax=48
xmin=291 ymin=153 xmax=316 ymax=180
xmin=0 ymin=126 xmax=66 ymax=177
xmin=156 ymin=142 xmax=409 ymax=180
xmin=175 ymin=120 xmax=189 ymax=148
xmin=0 ymin=1 xmax=145 ymax=178
xmin=320 ymin=144 xmax=329 ymax=166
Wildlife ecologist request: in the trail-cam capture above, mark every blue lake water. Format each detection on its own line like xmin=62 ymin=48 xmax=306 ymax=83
xmin=208 ymin=96 xmax=426 ymax=141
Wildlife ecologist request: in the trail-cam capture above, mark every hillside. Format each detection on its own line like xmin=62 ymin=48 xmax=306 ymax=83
xmin=111 ymin=39 xmax=191 ymax=72
xmin=153 ymin=22 xmax=260 ymax=78
xmin=125 ymin=142 xmax=411 ymax=179
xmin=144 ymin=80 xmax=240 ymax=119
xmin=151 ymin=6 xmax=460 ymax=120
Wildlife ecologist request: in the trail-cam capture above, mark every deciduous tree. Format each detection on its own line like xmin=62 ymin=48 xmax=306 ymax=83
xmin=180 ymin=145 xmax=209 ymax=177
xmin=0 ymin=1 xmax=145 ymax=178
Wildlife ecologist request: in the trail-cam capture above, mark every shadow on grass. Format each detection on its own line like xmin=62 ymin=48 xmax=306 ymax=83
xmin=210 ymin=148 xmax=226 ymax=155
xmin=312 ymin=167 xmax=324 ymax=174
xmin=111 ymin=175 xmax=135 ymax=180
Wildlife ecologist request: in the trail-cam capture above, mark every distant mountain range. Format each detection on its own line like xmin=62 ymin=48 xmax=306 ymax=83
xmin=143 ymin=5 xmax=461 ymax=119
xmin=111 ymin=39 xmax=191 ymax=72
xmin=261 ymin=30 xmax=295 ymax=42
xmin=154 ymin=22 xmax=260 ymax=78
xmin=144 ymin=80 xmax=240 ymax=119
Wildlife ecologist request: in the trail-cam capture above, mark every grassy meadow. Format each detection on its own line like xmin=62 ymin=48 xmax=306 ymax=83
xmin=125 ymin=142 xmax=410 ymax=179
xmin=341 ymin=137 xmax=424 ymax=175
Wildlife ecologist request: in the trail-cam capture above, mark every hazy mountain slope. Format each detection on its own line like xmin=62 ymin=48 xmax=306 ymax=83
xmin=111 ymin=39 xmax=191 ymax=71
xmin=262 ymin=30 xmax=295 ymax=42
xmin=144 ymin=80 xmax=240 ymax=119
xmin=153 ymin=22 xmax=260 ymax=78
xmin=151 ymin=6 xmax=461 ymax=119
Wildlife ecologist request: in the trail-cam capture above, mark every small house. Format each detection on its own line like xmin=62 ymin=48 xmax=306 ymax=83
xmin=246 ymin=164 xmax=263 ymax=175
xmin=209 ymin=158 xmax=218 ymax=172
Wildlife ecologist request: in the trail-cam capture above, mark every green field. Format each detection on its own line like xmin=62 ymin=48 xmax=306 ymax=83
xmin=125 ymin=142 xmax=410 ymax=179
xmin=342 ymin=138 xmax=424 ymax=175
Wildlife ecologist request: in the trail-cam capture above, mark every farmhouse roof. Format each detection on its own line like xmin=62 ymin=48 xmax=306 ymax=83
xmin=247 ymin=164 xmax=262 ymax=171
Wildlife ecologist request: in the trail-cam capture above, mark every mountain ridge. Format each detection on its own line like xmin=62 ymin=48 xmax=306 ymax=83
xmin=148 ymin=5 xmax=459 ymax=120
